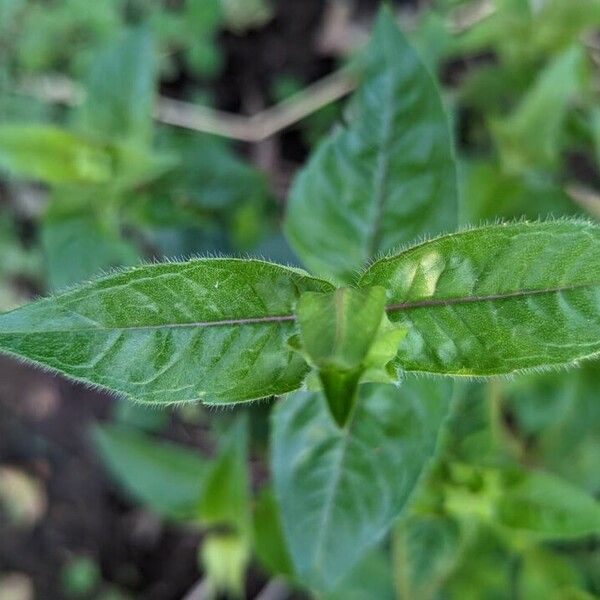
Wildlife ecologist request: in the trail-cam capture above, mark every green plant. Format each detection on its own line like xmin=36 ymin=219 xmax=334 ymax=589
xmin=1 ymin=8 xmax=600 ymax=597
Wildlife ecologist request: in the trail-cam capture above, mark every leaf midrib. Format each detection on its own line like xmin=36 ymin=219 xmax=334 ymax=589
xmin=385 ymin=282 xmax=596 ymax=312
xmin=1 ymin=282 xmax=596 ymax=335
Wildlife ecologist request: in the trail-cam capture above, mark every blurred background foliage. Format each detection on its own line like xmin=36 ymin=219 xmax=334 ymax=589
xmin=0 ymin=0 xmax=599 ymax=598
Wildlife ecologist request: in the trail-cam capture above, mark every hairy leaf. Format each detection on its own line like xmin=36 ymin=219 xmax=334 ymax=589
xmin=360 ymin=221 xmax=600 ymax=375
xmin=284 ymin=9 xmax=457 ymax=283
xmin=272 ymin=379 xmax=451 ymax=591
xmin=0 ymin=259 xmax=333 ymax=404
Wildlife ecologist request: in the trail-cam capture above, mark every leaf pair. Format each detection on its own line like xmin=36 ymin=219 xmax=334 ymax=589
xmin=2 ymin=221 xmax=600 ymax=408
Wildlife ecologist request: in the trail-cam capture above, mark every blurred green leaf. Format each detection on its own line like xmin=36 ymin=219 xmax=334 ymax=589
xmin=444 ymin=530 xmax=513 ymax=600
xmin=496 ymin=469 xmax=600 ymax=540
xmin=14 ymin=0 xmax=122 ymax=75
xmin=198 ymin=415 xmax=250 ymax=533
xmin=492 ymin=45 xmax=587 ymax=173
xmin=0 ymin=124 xmax=113 ymax=184
xmin=392 ymin=516 xmax=465 ymax=600
xmin=253 ymin=487 xmax=294 ymax=579
xmin=460 ymin=160 xmax=579 ymax=222
xmin=499 ymin=363 xmax=600 ymax=494
xmin=156 ymin=131 xmax=269 ymax=212
xmin=74 ymin=27 xmax=156 ymax=144
xmin=518 ymin=547 xmax=590 ymax=600
xmin=93 ymin=424 xmax=208 ymax=520
xmin=41 ymin=212 xmax=140 ymax=291
xmin=183 ymin=0 xmax=223 ymax=76
xmin=60 ymin=556 xmax=101 ymax=598
xmin=285 ymin=9 xmax=458 ymax=283
xmin=324 ymin=548 xmax=395 ymax=600
xmin=220 ymin=0 xmax=272 ymax=32
xmin=198 ymin=416 xmax=251 ymax=597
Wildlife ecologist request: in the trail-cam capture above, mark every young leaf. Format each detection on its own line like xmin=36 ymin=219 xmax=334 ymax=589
xmin=271 ymin=378 xmax=451 ymax=591
xmin=284 ymin=8 xmax=457 ymax=283
xmin=0 ymin=259 xmax=333 ymax=404
xmin=93 ymin=424 xmax=208 ymax=519
xmin=0 ymin=124 xmax=112 ymax=184
xmin=360 ymin=221 xmax=600 ymax=376
xmin=295 ymin=286 xmax=406 ymax=426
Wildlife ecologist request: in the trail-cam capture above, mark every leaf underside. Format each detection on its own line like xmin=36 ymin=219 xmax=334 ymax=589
xmin=0 ymin=259 xmax=333 ymax=404
xmin=362 ymin=221 xmax=600 ymax=375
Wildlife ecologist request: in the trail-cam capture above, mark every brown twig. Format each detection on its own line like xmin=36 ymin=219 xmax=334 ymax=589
xmin=19 ymin=70 xmax=356 ymax=143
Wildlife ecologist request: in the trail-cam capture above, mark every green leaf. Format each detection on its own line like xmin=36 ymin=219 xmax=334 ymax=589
xmin=198 ymin=415 xmax=251 ymax=597
xmin=155 ymin=131 xmax=269 ymax=212
xmin=93 ymin=424 xmax=208 ymax=520
xmin=199 ymin=415 xmax=250 ymax=532
xmin=0 ymin=124 xmax=113 ymax=184
xmin=492 ymin=45 xmax=587 ymax=172
xmin=439 ymin=463 xmax=600 ymax=541
xmin=41 ymin=212 xmax=140 ymax=291
xmin=505 ymin=363 xmax=600 ymax=494
xmin=460 ymin=160 xmax=579 ymax=223
xmin=360 ymin=220 xmax=600 ymax=376
xmin=519 ymin=547 xmax=591 ymax=600
xmin=271 ymin=378 xmax=451 ymax=591
xmin=284 ymin=8 xmax=457 ymax=283
xmin=253 ymin=487 xmax=294 ymax=578
xmin=74 ymin=27 xmax=156 ymax=144
xmin=324 ymin=548 xmax=395 ymax=600
xmin=0 ymin=259 xmax=333 ymax=404
xmin=495 ymin=469 xmax=600 ymax=540
xmin=392 ymin=516 xmax=466 ymax=600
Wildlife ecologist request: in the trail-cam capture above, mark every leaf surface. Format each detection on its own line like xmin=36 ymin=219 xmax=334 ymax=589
xmin=0 ymin=259 xmax=333 ymax=404
xmin=284 ymin=9 xmax=457 ymax=282
xmin=271 ymin=378 xmax=451 ymax=591
xmin=360 ymin=221 xmax=600 ymax=375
